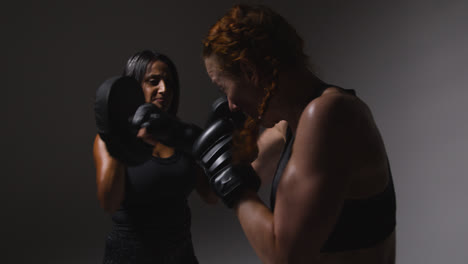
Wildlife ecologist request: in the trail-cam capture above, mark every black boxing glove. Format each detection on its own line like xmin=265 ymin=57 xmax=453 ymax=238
xmin=131 ymin=103 xmax=202 ymax=153
xmin=192 ymin=117 xmax=260 ymax=208
xmin=204 ymin=96 xmax=246 ymax=129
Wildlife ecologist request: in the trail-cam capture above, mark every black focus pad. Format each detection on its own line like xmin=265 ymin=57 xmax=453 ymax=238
xmin=94 ymin=76 xmax=153 ymax=166
xmin=95 ymin=76 xmax=143 ymax=134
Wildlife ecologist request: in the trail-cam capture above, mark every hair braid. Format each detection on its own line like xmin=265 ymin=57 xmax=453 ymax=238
xmin=232 ymin=64 xmax=279 ymax=164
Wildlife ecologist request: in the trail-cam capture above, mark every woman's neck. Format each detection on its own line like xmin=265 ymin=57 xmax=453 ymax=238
xmin=275 ymin=67 xmax=325 ymax=135
xmin=152 ymin=142 xmax=175 ymax=158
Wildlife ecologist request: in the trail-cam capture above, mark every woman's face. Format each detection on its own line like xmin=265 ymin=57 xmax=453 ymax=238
xmin=141 ymin=60 xmax=174 ymax=112
xmin=204 ymin=55 xmax=263 ymax=120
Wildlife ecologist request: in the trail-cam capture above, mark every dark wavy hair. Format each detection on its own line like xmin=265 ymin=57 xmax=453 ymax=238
xmin=123 ymin=50 xmax=180 ymax=115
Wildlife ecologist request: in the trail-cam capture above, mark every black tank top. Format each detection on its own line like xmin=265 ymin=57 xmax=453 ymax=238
xmin=111 ymin=151 xmax=197 ymax=241
xmin=270 ymin=88 xmax=396 ymax=252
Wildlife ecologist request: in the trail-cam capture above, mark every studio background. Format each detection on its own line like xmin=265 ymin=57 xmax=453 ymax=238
xmin=2 ymin=0 xmax=467 ymax=263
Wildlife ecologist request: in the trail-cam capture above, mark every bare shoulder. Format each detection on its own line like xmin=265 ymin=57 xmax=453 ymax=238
xmin=93 ymin=133 xmax=119 ymax=165
xmin=307 ymin=88 xmax=365 ymax=119
xmin=298 ymin=88 xmax=368 ymax=137
xmin=291 ymin=88 xmax=373 ymax=177
xmin=294 ymin=87 xmax=388 ymax=187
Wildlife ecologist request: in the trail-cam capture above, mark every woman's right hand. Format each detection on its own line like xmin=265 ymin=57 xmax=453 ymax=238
xmin=93 ymin=134 xmax=126 ymax=214
xmin=251 ymin=120 xmax=288 ymax=184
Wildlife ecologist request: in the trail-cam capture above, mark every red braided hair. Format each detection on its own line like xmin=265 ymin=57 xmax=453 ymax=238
xmin=203 ymin=4 xmax=308 ymax=163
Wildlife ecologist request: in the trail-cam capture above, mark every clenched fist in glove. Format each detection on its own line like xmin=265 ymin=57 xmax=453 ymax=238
xmin=192 ymin=98 xmax=260 ymax=208
xmin=131 ymin=103 xmax=202 ymax=153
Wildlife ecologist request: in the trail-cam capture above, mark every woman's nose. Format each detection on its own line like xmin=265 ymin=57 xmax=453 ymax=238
xmin=228 ymin=99 xmax=240 ymax=111
xmin=158 ymin=80 xmax=166 ymax=93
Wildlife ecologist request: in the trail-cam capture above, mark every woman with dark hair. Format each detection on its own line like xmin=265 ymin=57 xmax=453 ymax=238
xmin=123 ymin=51 xmax=180 ymax=116
xmin=93 ymin=50 xmax=216 ymax=264
xmin=197 ymin=4 xmax=396 ymax=264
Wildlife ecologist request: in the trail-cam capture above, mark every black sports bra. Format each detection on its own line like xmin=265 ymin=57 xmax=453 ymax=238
xmin=270 ymin=87 xmax=396 ymax=252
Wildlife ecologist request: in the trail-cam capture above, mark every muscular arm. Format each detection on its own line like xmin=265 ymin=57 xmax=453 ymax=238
xmin=234 ymin=95 xmax=359 ymax=263
xmin=93 ymin=134 xmax=126 ymax=214
xmin=252 ymin=120 xmax=288 ymax=184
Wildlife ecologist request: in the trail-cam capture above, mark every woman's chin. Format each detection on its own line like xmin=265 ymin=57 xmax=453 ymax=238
xmin=151 ymin=101 xmax=166 ymax=111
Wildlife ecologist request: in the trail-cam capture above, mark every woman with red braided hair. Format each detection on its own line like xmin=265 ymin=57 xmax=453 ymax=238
xmin=197 ymin=4 xmax=396 ymax=264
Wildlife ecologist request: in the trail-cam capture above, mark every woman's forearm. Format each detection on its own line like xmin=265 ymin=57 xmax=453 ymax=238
xmin=235 ymin=191 xmax=284 ymax=264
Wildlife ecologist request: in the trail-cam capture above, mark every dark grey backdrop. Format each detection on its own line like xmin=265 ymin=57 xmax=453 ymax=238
xmin=3 ymin=0 xmax=467 ymax=263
